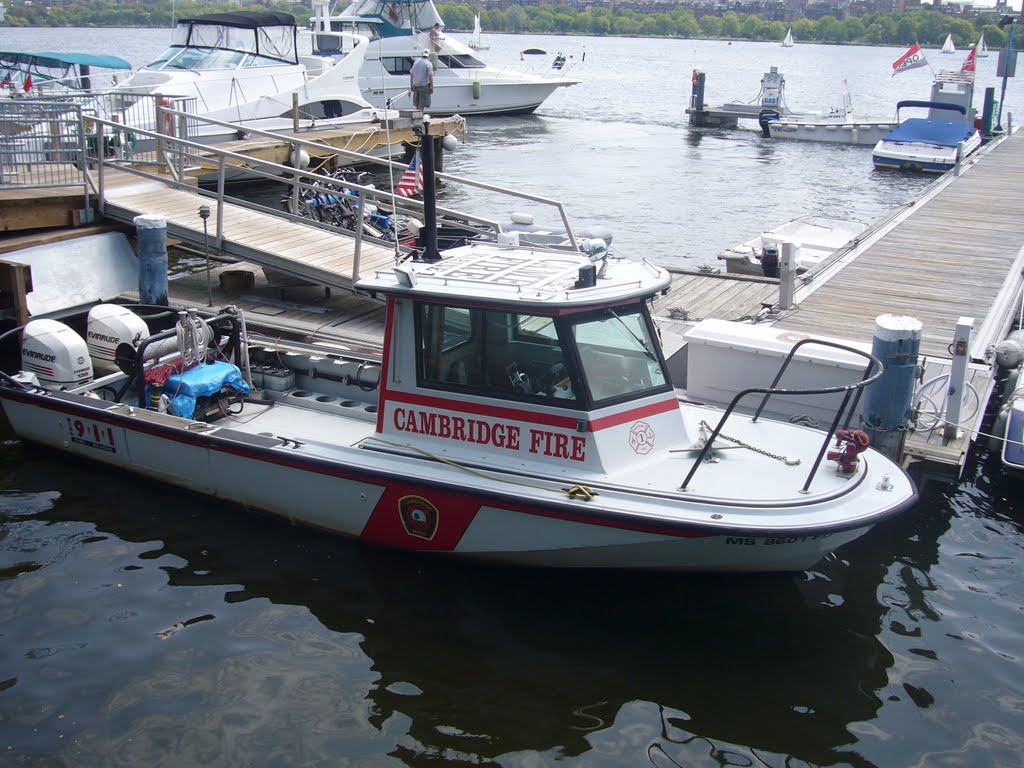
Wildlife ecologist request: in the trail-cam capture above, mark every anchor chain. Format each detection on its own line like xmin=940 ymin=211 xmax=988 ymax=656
xmin=699 ymin=420 xmax=800 ymax=465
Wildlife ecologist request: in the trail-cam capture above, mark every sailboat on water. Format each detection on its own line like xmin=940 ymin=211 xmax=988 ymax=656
xmin=782 ymin=28 xmax=794 ymax=47
xmin=941 ymin=33 xmax=956 ymax=54
xmin=469 ymin=14 xmax=488 ymax=50
xmin=976 ymin=32 xmax=988 ymax=58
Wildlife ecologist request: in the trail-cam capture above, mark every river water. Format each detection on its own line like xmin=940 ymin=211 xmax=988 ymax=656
xmin=1 ymin=27 xmax=1024 ymax=768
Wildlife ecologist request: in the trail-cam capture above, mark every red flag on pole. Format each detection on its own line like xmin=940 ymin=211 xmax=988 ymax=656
xmin=396 ymin=151 xmax=423 ymax=197
xmin=892 ymin=43 xmax=928 ymax=77
xmin=961 ymin=47 xmax=977 ymax=73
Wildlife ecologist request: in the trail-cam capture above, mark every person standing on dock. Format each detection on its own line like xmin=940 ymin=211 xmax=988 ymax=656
xmin=410 ymin=50 xmax=434 ymax=111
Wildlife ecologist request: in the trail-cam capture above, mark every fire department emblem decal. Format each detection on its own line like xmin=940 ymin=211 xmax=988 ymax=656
xmin=629 ymin=421 xmax=655 ymax=455
xmin=399 ymin=495 xmax=439 ymax=540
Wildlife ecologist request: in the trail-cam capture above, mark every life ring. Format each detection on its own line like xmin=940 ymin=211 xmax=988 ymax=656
xmin=777 ymin=332 xmax=807 ymax=344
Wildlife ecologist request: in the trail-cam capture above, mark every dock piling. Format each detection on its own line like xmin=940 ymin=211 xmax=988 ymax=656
xmin=863 ymin=314 xmax=922 ymax=460
xmin=134 ymin=214 xmax=169 ymax=306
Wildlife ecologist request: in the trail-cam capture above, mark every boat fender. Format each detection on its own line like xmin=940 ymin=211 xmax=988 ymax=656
xmin=161 ymin=98 xmax=174 ymax=137
xmin=995 ymin=336 xmax=1024 ymax=369
xmin=510 ymin=212 xmax=534 ymax=225
xmin=988 ymin=403 xmax=1010 ymax=452
xmin=472 ymin=79 xmax=482 ymax=100
xmin=827 ymin=429 xmax=870 ymax=476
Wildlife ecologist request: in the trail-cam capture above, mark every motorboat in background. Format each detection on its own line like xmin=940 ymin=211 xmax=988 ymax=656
xmin=872 ymin=69 xmax=980 ymax=173
xmin=106 ymin=9 xmax=393 ymax=144
xmin=1 ymin=51 xmax=131 ymax=96
xmin=717 ymin=215 xmax=867 ymax=276
xmin=761 ymin=82 xmax=897 ymax=145
xmin=322 ymin=0 xmax=579 ymax=115
xmin=872 ymin=101 xmax=980 ymax=172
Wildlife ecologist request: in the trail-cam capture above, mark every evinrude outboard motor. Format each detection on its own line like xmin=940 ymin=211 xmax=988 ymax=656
xmin=21 ymin=319 xmax=93 ymax=390
xmin=758 ymin=108 xmax=781 ymax=138
xmin=761 ymin=243 xmax=780 ymax=278
xmin=87 ymin=304 xmax=150 ymax=376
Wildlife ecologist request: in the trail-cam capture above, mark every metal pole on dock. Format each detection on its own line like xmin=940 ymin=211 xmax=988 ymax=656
xmin=778 ymin=242 xmax=799 ymax=310
xmin=134 ymin=214 xmax=169 ymax=306
xmin=863 ymin=314 xmax=922 ymax=461
xmin=995 ymin=16 xmax=1016 ymax=133
xmin=199 ymin=204 xmax=212 ymax=307
xmin=419 ymin=115 xmax=440 ymax=263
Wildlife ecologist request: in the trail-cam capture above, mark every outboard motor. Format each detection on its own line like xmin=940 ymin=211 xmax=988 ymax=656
xmin=761 ymin=243 xmax=780 ymax=278
xmin=87 ymin=304 xmax=149 ymax=375
xmin=21 ymin=319 xmax=93 ymax=390
xmin=758 ymin=108 xmax=781 ymax=138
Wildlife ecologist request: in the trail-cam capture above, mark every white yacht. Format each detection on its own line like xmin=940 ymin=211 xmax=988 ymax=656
xmin=321 ymin=0 xmax=579 ymax=115
xmin=108 ymin=9 xmax=393 ymax=143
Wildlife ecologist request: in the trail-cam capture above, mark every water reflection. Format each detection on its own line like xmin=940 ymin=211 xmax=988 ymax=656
xmin=0 ymin=445 xmax=950 ymax=766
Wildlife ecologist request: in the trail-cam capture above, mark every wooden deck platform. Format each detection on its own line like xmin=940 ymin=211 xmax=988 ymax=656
xmin=99 ymin=169 xmax=400 ymax=293
xmin=766 ymin=131 xmax=1024 ymax=471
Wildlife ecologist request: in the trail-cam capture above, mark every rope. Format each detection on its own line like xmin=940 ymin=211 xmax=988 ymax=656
xmin=365 ymin=435 xmax=597 ymax=500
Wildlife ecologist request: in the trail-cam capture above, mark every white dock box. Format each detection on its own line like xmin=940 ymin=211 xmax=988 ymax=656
xmin=683 ymin=319 xmax=873 ymax=427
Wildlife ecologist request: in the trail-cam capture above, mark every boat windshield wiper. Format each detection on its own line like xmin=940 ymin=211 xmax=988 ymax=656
xmin=608 ymin=309 xmax=655 ymax=360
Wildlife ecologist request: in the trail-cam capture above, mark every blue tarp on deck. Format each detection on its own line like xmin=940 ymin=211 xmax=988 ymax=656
xmin=884 ymin=118 xmax=974 ymax=148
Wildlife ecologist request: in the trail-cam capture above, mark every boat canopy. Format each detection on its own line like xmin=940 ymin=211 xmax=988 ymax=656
xmin=896 ymin=100 xmax=967 ymax=115
xmin=336 ymin=0 xmax=442 ymax=38
xmin=164 ymin=11 xmax=299 ymax=66
xmin=0 ymin=51 xmax=132 ymax=71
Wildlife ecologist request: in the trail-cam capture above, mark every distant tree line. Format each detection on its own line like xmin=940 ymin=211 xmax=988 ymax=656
xmin=3 ymin=1 xmax=1019 ymax=51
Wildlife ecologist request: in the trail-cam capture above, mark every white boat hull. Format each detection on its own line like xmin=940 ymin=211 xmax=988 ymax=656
xmin=362 ymin=76 xmax=570 ymax=116
xmin=872 ymin=130 xmax=981 ymax=173
xmin=768 ymin=119 xmax=896 ymax=145
xmin=0 ymin=388 xmax=911 ymax=572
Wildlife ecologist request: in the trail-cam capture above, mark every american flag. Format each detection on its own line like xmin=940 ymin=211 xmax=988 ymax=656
xmin=396 ymin=151 xmax=423 ymax=197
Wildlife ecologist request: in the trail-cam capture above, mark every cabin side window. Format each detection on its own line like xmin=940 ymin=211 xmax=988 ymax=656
xmin=570 ymin=306 xmax=668 ymax=403
xmin=415 ymin=304 xmax=577 ymax=404
xmin=382 ymin=57 xmax=414 ymax=75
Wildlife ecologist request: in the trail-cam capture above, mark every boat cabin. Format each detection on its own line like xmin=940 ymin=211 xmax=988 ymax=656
xmin=359 ymin=244 xmax=683 ymax=474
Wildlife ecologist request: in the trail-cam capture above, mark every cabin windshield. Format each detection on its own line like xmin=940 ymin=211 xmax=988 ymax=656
xmin=415 ymin=302 xmax=669 ymax=407
xmin=153 ymin=21 xmax=298 ymax=68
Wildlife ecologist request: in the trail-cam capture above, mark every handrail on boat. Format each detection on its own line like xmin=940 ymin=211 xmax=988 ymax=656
xmin=679 ymin=339 xmax=884 ymax=494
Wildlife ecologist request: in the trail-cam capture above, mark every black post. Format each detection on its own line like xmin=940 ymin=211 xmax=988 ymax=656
xmin=419 ymin=116 xmax=440 ymax=262
xmin=982 ymin=86 xmax=996 ymax=140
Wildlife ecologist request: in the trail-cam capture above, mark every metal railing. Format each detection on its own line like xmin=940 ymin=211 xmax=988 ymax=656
xmin=680 ymin=339 xmax=884 ymax=494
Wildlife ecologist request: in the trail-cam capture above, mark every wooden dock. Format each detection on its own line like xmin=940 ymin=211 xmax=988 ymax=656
xmin=4 ymin=124 xmax=1024 ymax=475
xmin=99 ymin=169 xmax=400 ymax=293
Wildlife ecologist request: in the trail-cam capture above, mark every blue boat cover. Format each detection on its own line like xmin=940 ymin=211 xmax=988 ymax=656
xmin=0 ymin=51 xmax=132 ymax=70
xmin=883 ymin=118 xmax=973 ymax=148
xmin=165 ymin=361 xmax=251 ymax=419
